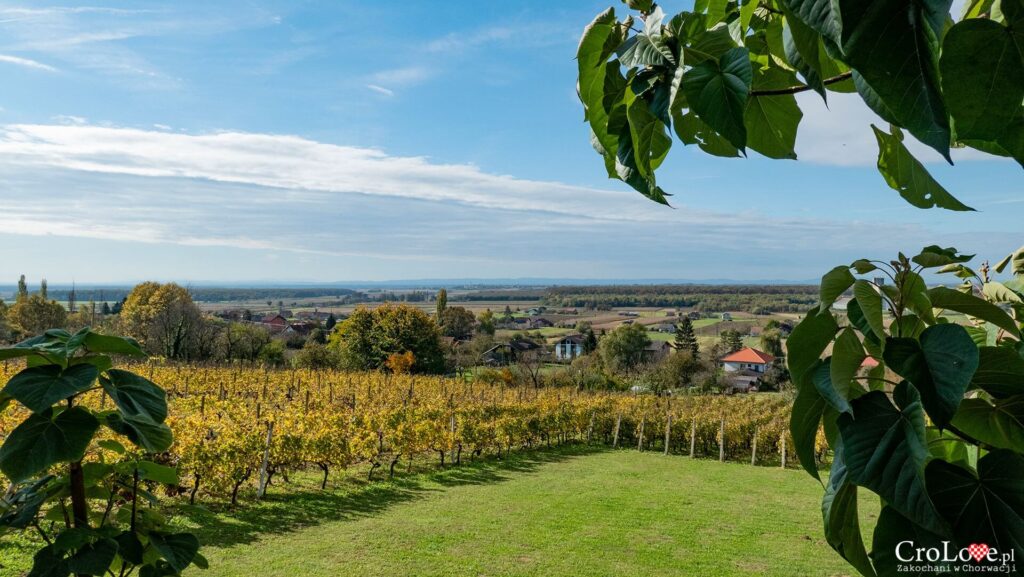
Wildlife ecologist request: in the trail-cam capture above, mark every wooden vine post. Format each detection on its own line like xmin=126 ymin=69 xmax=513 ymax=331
xmin=689 ymin=419 xmax=696 ymax=458
xmin=612 ymin=412 xmax=622 ymax=448
xmin=751 ymin=427 xmax=758 ymax=466
xmin=781 ymin=435 xmax=787 ymax=469
xmin=663 ymin=414 xmax=672 ymax=456
xmin=257 ymin=421 xmax=275 ymax=500
xmin=719 ymin=416 xmax=726 ymax=462
xmin=636 ymin=415 xmax=645 ymax=451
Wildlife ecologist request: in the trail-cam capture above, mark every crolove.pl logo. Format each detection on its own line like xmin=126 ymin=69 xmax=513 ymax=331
xmin=896 ymin=541 xmax=1018 ymax=573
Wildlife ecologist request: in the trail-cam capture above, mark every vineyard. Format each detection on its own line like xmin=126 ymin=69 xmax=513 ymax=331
xmin=0 ymin=363 xmax=821 ymax=507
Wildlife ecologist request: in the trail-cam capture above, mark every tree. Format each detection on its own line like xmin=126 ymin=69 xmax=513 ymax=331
xmin=293 ymin=341 xmax=340 ymax=370
xmin=576 ymin=1 xmax=1021 ymax=212
xmin=219 ymin=322 xmax=271 ymax=362
xmin=759 ymin=328 xmax=784 ymax=358
xmin=582 ymin=326 xmax=598 ymax=354
xmin=435 ymin=288 xmax=448 ymax=320
xmin=6 ymin=280 xmax=67 ymax=338
xmin=325 ymin=312 xmax=337 ymax=330
xmin=438 ymin=306 xmax=476 ymax=340
xmin=16 ymin=274 xmax=28 ymax=301
xmin=0 ymin=298 xmax=10 ymax=343
xmin=476 ymin=309 xmax=496 ymax=336
xmin=329 ymin=304 xmax=445 ymax=374
xmin=720 ymin=329 xmax=743 ymax=353
xmin=100 ymin=301 xmax=112 ymax=315
xmin=598 ymin=323 xmax=651 ymax=374
xmin=120 ymin=282 xmax=203 ymax=360
xmin=0 ymin=329 xmax=204 ymax=576
xmin=648 ymin=349 xmax=704 ymax=392
xmin=674 ymin=317 xmax=699 ymax=357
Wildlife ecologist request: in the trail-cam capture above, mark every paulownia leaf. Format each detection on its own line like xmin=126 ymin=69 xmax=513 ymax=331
xmin=926 ymin=450 xmax=1024 ymax=558
xmin=970 ymin=347 xmax=1024 ymax=398
xmin=940 ymin=18 xmax=1024 ymax=142
xmin=683 ymin=47 xmax=752 ymax=151
xmin=0 ymin=407 xmax=100 ymax=483
xmin=872 ymin=125 xmax=975 ymax=211
xmin=822 ymin=445 xmax=876 ymax=577
xmin=883 ymin=324 xmax=979 ymax=428
xmin=929 ymin=286 xmax=1021 ymax=338
xmin=744 ymin=66 xmax=802 ymax=159
xmin=951 ymin=396 xmax=1024 ymax=452
xmin=838 ymin=0 xmax=954 ymax=159
xmin=839 ymin=382 xmax=946 ymax=534
xmin=3 ymin=364 xmax=98 ymax=414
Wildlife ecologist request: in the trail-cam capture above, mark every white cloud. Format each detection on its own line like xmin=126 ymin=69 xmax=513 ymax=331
xmin=365 ymin=84 xmax=394 ymax=97
xmin=0 ymin=53 xmax=57 ymax=71
xmin=0 ymin=122 xmax=943 ymax=279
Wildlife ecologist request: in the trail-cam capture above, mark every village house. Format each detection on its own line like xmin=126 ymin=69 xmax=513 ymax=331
xmin=642 ymin=340 xmax=671 ymax=362
xmin=554 ymin=334 xmax=585 ymax=361
xmin=261 ymin=314 xmax=289 ymax=330
xmin=720 ymin=347 xmax=774 ymax=373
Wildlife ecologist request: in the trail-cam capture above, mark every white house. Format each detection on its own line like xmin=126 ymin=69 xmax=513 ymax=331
xmin=719 ymin=347 xmax=775 ymax=373
xmin=554 ymin=334 xmax=585 ymax=360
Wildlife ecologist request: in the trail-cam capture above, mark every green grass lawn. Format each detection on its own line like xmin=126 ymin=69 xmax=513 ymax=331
xmin=159 ymin=447 xmax=866 ymax=577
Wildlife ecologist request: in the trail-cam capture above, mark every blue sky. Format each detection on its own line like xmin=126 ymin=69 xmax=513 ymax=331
xmin=0 ymin=1 xmax=1020 ymax=284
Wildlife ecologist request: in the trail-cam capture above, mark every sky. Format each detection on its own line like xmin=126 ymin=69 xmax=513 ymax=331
xmin=0 ymin=0 xmax=1020 ymax=284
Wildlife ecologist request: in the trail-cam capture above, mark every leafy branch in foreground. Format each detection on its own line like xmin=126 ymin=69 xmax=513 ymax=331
xmin=577 ymin=0 xmax=1024 ymax=209
xmin=788 ymin=245 xmax=1024 ymax=576
xmin=0 ymin=327 xmax=205 ymax=577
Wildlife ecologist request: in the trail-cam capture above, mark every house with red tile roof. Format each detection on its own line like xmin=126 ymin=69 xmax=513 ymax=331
xmin=719 ymin=347 xmax=775 ymax=374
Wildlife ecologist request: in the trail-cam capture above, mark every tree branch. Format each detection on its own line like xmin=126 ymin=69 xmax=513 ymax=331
xmin=750 ymin=71 xmax=853 ymax=97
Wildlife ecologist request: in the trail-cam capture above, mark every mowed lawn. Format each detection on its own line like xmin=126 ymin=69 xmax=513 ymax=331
xmin=177 ymin=448 xmax=867 ymax=577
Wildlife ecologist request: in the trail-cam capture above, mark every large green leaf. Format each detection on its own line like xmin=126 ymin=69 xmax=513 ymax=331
xmin=883 ymin=324 xmax=979 ymax=428
xmin=813 ymin=358 xmax=851 ymax=415
xmin=951 ymin=396 xmax=1024 ymax=452
xmin=871 ymin=506 xmax=951 ymax=576
xmin=148 ymin=532 xmax=199 ymax=572
xmin=626 ymin=94 xmax=672 ymax=185
xmin=67 ymin=538 xmax=119 ymax=576
xmin=683 ymin=47 xmax=752 ymax=150
xmin=872 ymin=126 xmax=974 ymax=211
xmin=926 ymin=450 xmax=1024 ymax=557
xmin=103 ymin=412 xmax=172 ymax=454
xmin=782 ymin=0 xmax=840 ymax=43
xmin=3 ymin=364 xmax=99 ymax=414
xmin=822 ymin=445 xmax=876 ymax=577
xmin=818 ymin=265 xmax=855 ymax=312
xmin=0 ymin=476 xmax=58 ymax=530
xmin=972 ymin=346 xmax=1024 ymax=398
xmin=940 ymin=19 xmax=1024 ymax=142
xmin=911 ymin=245 xmax=974 ymax=269
xmin=787 ymin=307 xmax=838 ymax=388
xmin=81 ymin=333 xmax=145 ymax=357
xmin=618 ymin=6 xmax=675 ymax=68
xmin=0 ymin=407 xmax=100 ymax=483
xmin=929 ymin=286 xmax=1021 ymax=338
xmin=672 ymin=109 xmax=742 ymax=157
xmin=791 ymin=366 xmax=828 ymax=481
xmin=838 ymin=0 xmax=953 ymax=159
xmin=852 ymin=280 xmax=886 ymax=343
xmin=839 ymin=383 xmax=946 ymax=534
xmin=744 ymin=66 xmax=802 ymax=159
xmin=577 ymin=8 xmax=624 ymax=178
xmin=830 ymin=327 xmax=867 ymax=403
xmin=101 ymin=369 xmax=168 ymax=423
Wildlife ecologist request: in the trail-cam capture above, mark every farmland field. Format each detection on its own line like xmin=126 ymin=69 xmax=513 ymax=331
xmin=174 ymin=447 xmax=865 ymax=577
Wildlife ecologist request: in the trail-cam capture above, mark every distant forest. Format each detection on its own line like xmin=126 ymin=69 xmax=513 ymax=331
xmin=15 ymin=287 xmax=363 ymax=303
xmin=542 ymin=285 xmax=819 ymax=313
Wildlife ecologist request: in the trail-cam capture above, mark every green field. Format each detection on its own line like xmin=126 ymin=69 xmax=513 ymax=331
xmin=156 ymin=447 xmax=864 ymax=577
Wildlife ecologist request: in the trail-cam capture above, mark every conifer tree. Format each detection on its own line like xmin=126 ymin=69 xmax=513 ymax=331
xmin=674 ymin=317 xmax=699 ymax=357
